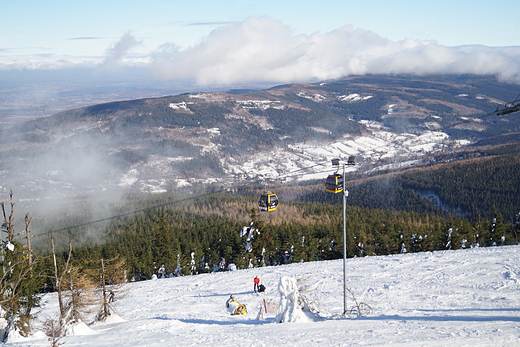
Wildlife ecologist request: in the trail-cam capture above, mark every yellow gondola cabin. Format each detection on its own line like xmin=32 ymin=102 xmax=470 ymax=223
xmin=325 ymin=173 xmax=344 ymax=194
xmin=258 ymin=193 xmax=278 ymax=212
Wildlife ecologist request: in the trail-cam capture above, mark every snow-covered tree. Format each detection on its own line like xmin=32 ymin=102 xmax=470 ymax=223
xmin=240 ymin=221 xmax=259 ymax=253
xmin=175 ymin=254 xmax=182 ymax=277
xmin=274 ymin=276 xmax=318 ymax=323
xmin=190 ymin=252 xmax=196 ymax=275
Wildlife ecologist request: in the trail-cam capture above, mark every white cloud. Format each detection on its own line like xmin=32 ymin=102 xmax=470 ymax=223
xmin=149 ymin=16 xmax=520 ymax=85
xmin=97 ymin=31 xmax=142 ymax=71
xmin=1 ymin=17 xmax=519 ymax=85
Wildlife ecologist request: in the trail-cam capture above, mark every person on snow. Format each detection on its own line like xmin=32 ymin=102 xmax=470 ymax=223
xmin=226 ymin=295 xmax=247 ymax=315
xmin=225 ymin=295 xmax=234 ymax=309
xmin=253 ymin=276 xmax=260 ymax=293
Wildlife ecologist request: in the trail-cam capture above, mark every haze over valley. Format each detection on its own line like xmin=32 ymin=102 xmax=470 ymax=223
xmin=1 ymin=74 xmax=519 ymax=203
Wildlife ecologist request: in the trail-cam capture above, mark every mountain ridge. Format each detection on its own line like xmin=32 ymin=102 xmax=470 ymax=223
xmin=1 ymin=74 xmax=519 ymax=201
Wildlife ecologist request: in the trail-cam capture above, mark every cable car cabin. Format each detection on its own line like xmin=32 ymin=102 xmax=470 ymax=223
xmin=325 ymin=174 xmax=344 ymax=193
xmin=258 ymin=193 xmax=278 ymax=212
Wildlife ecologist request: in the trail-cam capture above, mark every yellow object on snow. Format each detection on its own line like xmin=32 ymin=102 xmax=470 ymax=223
xmin=233 ymin=302 xmax=247 ymax=315
xmin=226 ymin=296 xmax=248 ymax=315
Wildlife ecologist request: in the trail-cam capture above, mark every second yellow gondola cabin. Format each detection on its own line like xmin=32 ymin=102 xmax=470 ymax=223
xmin=258 ymin=192 xmax=278 ymax=212
xmin=325 ymin=173 xmax=344 ymax=194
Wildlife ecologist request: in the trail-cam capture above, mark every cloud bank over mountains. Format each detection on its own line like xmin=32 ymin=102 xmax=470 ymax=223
xmin=3 ymin=16 xmax=520 ymax=85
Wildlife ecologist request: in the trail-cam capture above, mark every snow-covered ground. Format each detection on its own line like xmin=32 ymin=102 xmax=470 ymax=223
xmin=10 ymin=245 xmax=520 ymax=346
xmin=221 ymin=127 xmax=454 ymax=185
xmin=111 ymin=119 xmax=458 ymax=193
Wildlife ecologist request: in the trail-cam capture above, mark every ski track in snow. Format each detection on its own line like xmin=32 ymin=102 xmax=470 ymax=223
xmin=9 ymin=245 xmax=520 ymax=346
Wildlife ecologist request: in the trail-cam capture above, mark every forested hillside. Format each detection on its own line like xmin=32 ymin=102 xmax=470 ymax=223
xmin=29 ymin=184 xmax=515 ymax=284
xmin=21 ymin=139 xmax=518 ymax=281
xmin=294 ymin=143 xmax=520 ymax=223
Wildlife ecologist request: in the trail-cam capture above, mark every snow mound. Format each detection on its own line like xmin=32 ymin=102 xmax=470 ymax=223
xmin=64 ymin=321 xmax=98 ymax=336
xmin=103 ymin=313 xmax=126 ymax=324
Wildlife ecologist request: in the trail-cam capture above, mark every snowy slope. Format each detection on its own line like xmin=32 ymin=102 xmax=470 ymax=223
xmin=11 ymin=245 xmax=520 ymax=346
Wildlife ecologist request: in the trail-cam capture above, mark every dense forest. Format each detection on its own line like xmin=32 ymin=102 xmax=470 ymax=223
xmin=25 ymin=186 xmax=517 ymax=283
xmin=295 ymin=146 xmax=520 ymax=222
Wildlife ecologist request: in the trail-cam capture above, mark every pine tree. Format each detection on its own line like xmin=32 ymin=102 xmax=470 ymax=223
xmin=87 ymin=256 xmax=127 ymax=322
xmin=153 ymin=213 xmax=177 ymax=270
xmin=0 ymin=191 xmax=42 ymax=340
xmin=62 ymin=265 xmax=99 ymax=327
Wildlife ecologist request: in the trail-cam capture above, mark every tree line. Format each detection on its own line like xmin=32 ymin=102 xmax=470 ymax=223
xmin=36 ymin=191 xmax=519 ymax=280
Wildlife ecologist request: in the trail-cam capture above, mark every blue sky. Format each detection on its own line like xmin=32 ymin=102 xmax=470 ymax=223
xmin=2 ymin=0 xmax=520 ymax=85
